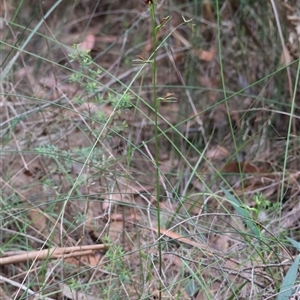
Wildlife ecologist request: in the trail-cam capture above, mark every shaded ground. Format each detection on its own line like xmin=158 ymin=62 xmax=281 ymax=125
xmin=1 ymin=0 xmax=300 ymax=299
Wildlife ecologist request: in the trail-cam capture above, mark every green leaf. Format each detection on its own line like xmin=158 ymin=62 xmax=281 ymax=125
xmin=277 ymin=254 xmax=300 ymax=300
xmin=185 ymin=279 xmax=199 ymax=297
xmin=227 ymin=281 xmax=248 ymax=300
xmin=221 ymin=187 xmax=261 ymax=239
xmin=287 ymin=237 xmax=300 ymax=251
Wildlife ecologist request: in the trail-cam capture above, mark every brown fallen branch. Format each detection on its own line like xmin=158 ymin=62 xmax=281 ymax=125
xmin=151 ymin=226 xmax=214 ymax=257
xmin=0 ymin=244 xmax=111 ymax=266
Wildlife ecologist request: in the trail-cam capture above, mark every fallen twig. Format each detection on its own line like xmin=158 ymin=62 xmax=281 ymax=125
xmin=0 ymin=244 xmax=111 ymax=265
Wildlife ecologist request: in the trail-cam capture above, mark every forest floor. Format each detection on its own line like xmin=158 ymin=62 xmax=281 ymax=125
xmin=1 ymin=1 xmax=300 ymax=299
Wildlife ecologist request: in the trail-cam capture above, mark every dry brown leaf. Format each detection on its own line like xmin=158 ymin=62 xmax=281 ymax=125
xmin=171 ymin=52 xmax=185 ymax=63
xmin=222 ymin=161 xmax=261 ymax=174
xmin=61 ymin=283 xmax=99 ymax=300
xmin=158 ymin=158 xmax=179 ymax=173
xmin=193 ymin=47 xmax=216 ymax=61
xmin=205 ymin=145 xmax=230 ymax=161
xmin=102 ymin=190 xmax=132 ymax=211
xmin=39 ymin=72 xmax=57 ymax=90
xmin=208 ymin=234 xmax=230 ymax=252
xmin=88 ymin=252 xmax=103 ymax=267
xmin=108 ymin=221 xmax=124 ymax=243
xmin=198 ymin=75 xmax=214 ymax=88
xmin=79 ymin=33 xmax=96 ymax=52
xmin=172 ymin=30 xmax=191 ymax=48
xmin=162 ymin=253 xmax=183 ymax=268
xmin=142 ymin=30 xmax=164 ymax=57
xmin=64 ymin=103 xmax=115 ymax=120
xmin=65 ymin=251 xmax=103 ymax=267
xmin=109 ymin=213 xmax=138 ymax=222
xmin=209 ymin=106 xmax=228 ymax=129
xmin=28 ymin=209 xmax=47 ymax=233
xmin=102 ymin=180 xmax=134 ymax=211
xmin=280 ymin=46 xmax=292 ymax=66
xmin=230 ymin=110 xmax=241 ymax=128
xmin=65 ymin=102 xmax=98 ymax=118
xmin=63 ymin=250 xmax=94 ymax=266
xmin=198 ymin=76 xmax=218 ymax=101
xmin=96 ymin=35 xmax=118 ymax=43
xmin=152 ymin=227 xmax=212 ymax=256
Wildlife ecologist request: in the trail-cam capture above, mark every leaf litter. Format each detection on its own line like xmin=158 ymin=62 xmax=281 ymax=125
xmin=1 ymin=1 xmax=300 ymax=299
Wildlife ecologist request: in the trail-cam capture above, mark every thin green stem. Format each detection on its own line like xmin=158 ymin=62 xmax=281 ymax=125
xmin=149 ymin=2 xmax=162 ymax=298
xmin=216 ymin=0 xmax=245 ymax=198
xmin=280 ymin=59 xmax=300 ymax=210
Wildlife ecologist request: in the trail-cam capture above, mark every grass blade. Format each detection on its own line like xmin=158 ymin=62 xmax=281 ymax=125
xmin=277 ymin=254 xmax=300 ymax=300
xmin=221 ymin=187 xmax=261 ymax=239
xmin=287 ymin=237 xmax=300 ymax=251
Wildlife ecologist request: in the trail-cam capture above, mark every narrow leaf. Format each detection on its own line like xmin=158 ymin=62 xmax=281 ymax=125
xmin=221 ymin=187 xmax=260 ymax=239
xmin=277 ymin=254 xmax=300 ymax=300
xmin=287 ymin=237 xmax=300 ymax=251
xmin=227 ymin=281 xmax=248 ymax=300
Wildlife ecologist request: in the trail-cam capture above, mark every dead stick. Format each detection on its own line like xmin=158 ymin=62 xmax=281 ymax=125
xmin=0 ymin=244 xmax=111 ymax=265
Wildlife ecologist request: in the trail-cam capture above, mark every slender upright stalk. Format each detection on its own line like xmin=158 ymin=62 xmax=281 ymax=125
xmin=215 ymin=0 xmax=245 ymax=196
xmin=149 ymin=2 xmax=163 ymax=298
